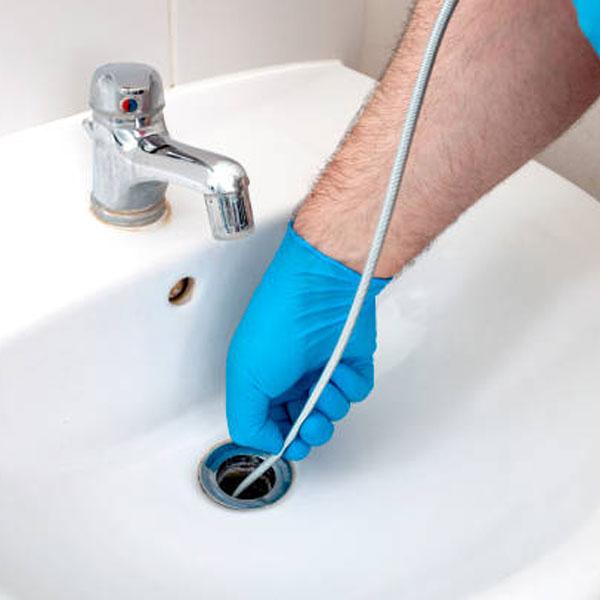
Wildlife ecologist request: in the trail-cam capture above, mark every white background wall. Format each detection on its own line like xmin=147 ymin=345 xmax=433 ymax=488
xmin=0 ymin=0 xmax=171 ymax=135
xmin=172 ymin=0 xmax=364 ymax=84
xmin=1 ymin=0 xmax=599 ymax=199
xmin=360 ymin=0 xmax=412 ymax=79
xmin=0 ymin=0 xmax=364 ymax=136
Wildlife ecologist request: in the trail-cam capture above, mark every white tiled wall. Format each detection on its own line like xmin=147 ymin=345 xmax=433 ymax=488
xmin=0 ymin=0 xmax=171 ymax=135
xmin=173 ymin=0 xmax=364 ymax=83
xmin=0 ymin=0 xmax=366 ymax=136
xmin=3 ymin=0 xmax=598 ymax=200
xmin=359 ymin=0 xmax=411 ymax=78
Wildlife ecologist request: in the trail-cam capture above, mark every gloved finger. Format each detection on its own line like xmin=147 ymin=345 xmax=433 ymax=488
xmin=313 ymin=382 xmax=350 ymax=421
xmin=284 ymin=440 xmax=311 ymax=461
xmin=331 ymin=360 xmax=374 ymax=403
xmin=275 ymin=415 xmax=311 ymax=461
xmin=285 ymin=398 xmax=335 ymax=446
xmin=226 ymin=356 xmax=283 ymax=454
xmin=300 ymin=412 xmax=335 ymax=446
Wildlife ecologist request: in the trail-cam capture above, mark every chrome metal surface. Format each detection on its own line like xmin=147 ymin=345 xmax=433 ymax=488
xmin=85 ymin=63 xmax=254 ymax=237
xmin=199 ymin=442 xmax=293 ymax=510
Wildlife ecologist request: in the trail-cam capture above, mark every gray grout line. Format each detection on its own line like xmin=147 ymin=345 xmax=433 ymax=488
xmin=167 ymin=0 xmax=178 ymax=87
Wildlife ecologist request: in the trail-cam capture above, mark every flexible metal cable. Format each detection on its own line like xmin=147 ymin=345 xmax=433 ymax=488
xmin=233 ymin=0 xmax=459 ymax=498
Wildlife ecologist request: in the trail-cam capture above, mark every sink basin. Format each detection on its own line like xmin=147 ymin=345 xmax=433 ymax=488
xmin=2 ymin=60 xmax=600 ymax=600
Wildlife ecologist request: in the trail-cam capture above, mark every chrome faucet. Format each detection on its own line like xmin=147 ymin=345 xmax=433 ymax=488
xmin=83 ymin=63 xmax=254 ymax=238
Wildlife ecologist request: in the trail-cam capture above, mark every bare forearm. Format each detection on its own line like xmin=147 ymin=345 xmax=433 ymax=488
xmin=295 ymin=0 xmax=600 ymax=277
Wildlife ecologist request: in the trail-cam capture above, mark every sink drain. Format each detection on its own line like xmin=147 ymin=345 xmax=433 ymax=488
xmin=199 ymin=442 xmax=293 ymax=510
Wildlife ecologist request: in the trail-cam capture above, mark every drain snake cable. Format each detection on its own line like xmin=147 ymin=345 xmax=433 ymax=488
xmin=233 ymin=0 xmax=460 ymax=499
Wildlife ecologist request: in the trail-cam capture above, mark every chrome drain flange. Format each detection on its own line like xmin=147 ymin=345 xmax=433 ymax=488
xmin=199 ymin=442 xmax=293 ymax=510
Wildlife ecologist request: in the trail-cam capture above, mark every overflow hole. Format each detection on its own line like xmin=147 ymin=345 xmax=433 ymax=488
xmin=168 ymin=277 xmax=195 ymax=305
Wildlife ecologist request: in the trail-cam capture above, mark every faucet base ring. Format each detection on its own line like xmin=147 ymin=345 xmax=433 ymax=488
xmin=90 ymin=195 xmax=168 ymax=228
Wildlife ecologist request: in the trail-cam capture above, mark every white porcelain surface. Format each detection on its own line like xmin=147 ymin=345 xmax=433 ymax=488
xmin=1 ymin=61 xmax=600 ymax=599
xmin=0 ymin=0 xmax=171 ymax=136
xmin=172 ymin=0 xmax=365 ymax=83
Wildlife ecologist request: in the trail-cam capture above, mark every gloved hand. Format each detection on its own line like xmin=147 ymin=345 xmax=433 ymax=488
xmin=226 ymin=222 xmax=390 ymax=460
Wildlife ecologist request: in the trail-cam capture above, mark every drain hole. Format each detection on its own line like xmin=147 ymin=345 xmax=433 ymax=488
xmin=216 ymin=455 xmax=276 ymax=500
xmin=199 ymin=442 xmax=293 ymax=510
xmin=168 ymin=277 xmax=195 ymax=305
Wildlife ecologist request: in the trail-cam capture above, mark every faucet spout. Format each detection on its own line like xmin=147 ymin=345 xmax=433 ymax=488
xmin=85 ymin=63 xmax=254 ymax=239
xmin=133 ymin=134 xmax=253 ymax=239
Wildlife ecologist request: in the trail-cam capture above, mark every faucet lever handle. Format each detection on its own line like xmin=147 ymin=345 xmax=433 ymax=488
xmin=89 ymin=63 xmax=165 ymax=121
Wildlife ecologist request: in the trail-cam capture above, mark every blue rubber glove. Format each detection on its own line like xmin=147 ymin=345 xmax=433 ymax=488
xmin=573 ymin=0 xmax=600 ymax=56
xmin=226 ymin=222 xmax=390 ymax=460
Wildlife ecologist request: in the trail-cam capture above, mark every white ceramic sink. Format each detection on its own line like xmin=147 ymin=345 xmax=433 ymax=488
xmin=2 ymin=61 xmax=600 ymax=600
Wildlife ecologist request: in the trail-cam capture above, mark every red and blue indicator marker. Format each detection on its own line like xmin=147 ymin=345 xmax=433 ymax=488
xmin=120 ymin=97 xmax=139 ymax=113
